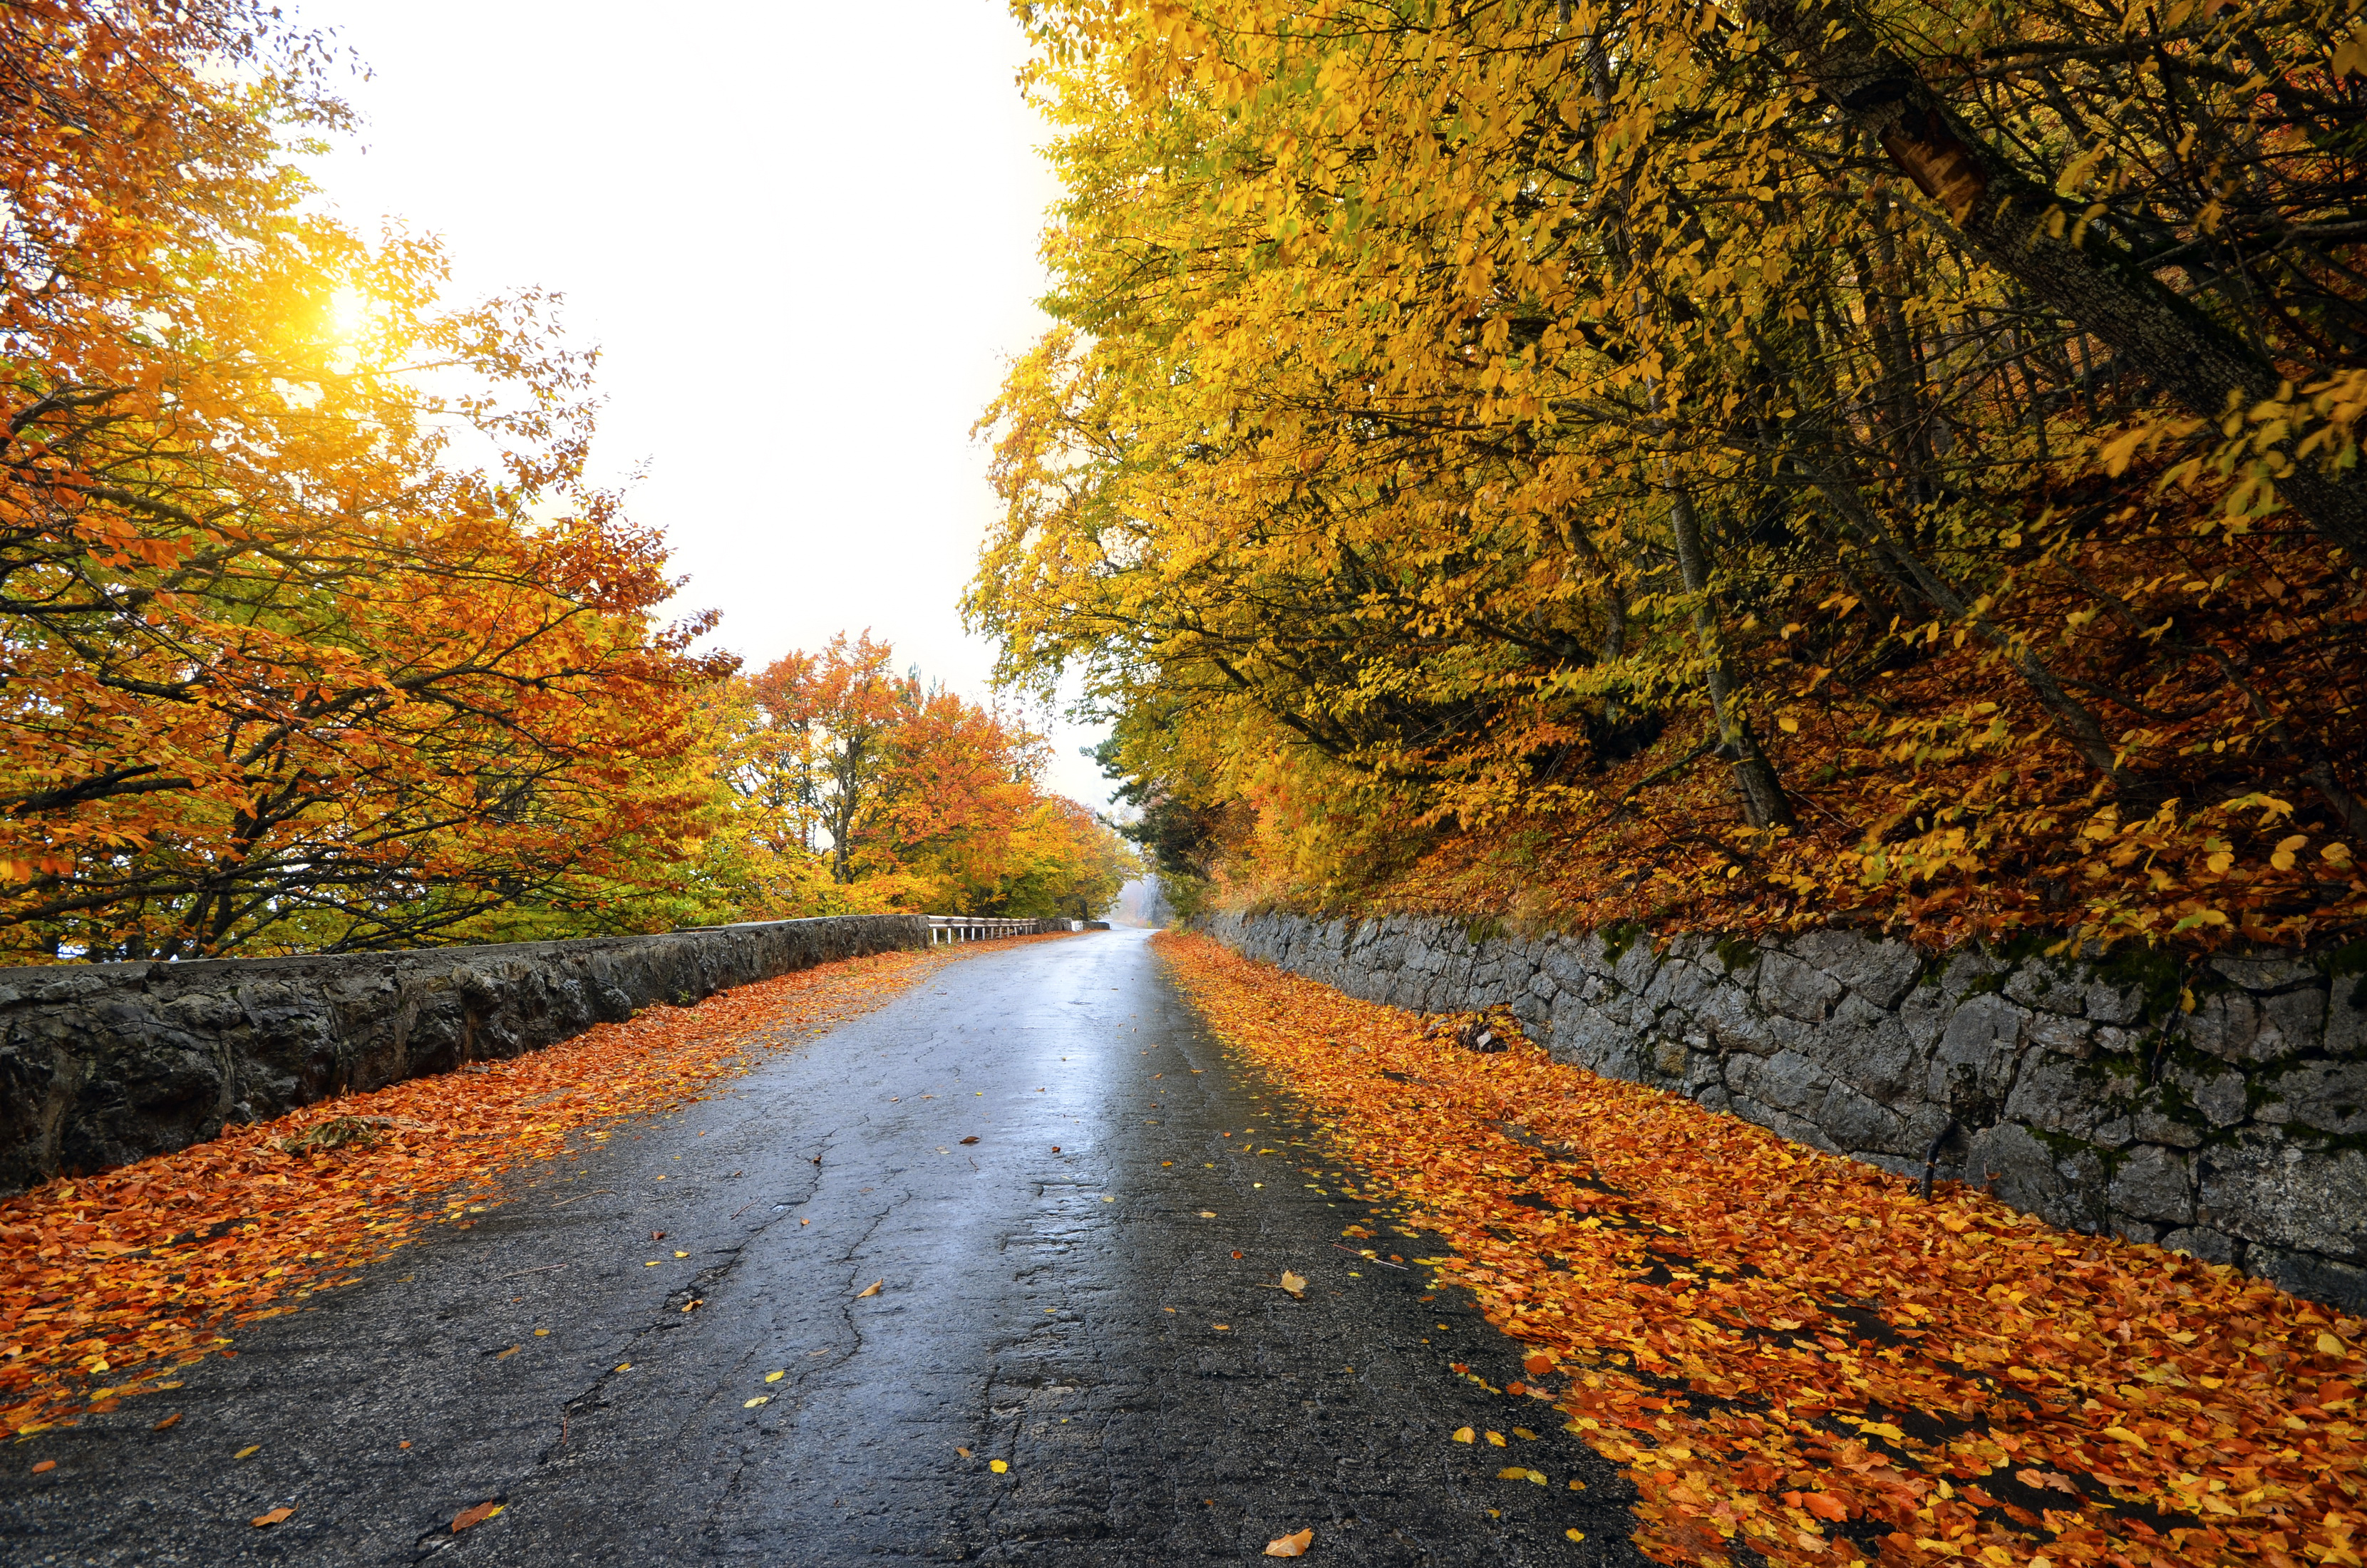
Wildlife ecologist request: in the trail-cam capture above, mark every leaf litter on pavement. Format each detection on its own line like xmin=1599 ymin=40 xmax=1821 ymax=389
xmin=1 ymin=937 xmax=1071 ymax=1438
xmin=1157 ymin=932 xmax=2363 ymax=1568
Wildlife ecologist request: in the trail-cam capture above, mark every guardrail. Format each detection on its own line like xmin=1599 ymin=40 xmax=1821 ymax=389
xmin=927 ymin=916 xmax=1078 ymax=945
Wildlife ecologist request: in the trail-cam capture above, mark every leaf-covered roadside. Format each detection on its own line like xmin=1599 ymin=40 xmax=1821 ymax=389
xmin=1157 ymin=932 xmax=2364 ymax=1568
xmin=0 ymin=940 xmax=1051 ymax=1437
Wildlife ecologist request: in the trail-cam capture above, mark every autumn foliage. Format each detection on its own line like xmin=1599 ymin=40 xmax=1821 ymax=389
xmin=0 ymin=0 xmax=736 ymax=959
xmin=688 ymin=632 xmax=1136 ymax=921
xmin=1162 ymin=932 xmax=2365 ymax=1568
xmin=976 ymin=0 xmax=2367 ymax=953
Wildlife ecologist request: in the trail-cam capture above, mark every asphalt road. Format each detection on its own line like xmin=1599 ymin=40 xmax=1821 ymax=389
xmin=8 ymin=928 xmax=1646 ymax=1565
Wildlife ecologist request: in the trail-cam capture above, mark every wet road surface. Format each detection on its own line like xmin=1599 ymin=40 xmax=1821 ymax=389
xmin=9 ymin=929 xmax=1645 ymax=1564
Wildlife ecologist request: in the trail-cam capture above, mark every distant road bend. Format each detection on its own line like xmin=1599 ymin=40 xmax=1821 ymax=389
xmin=9 ymin=929 xmax=1641 ymax=1565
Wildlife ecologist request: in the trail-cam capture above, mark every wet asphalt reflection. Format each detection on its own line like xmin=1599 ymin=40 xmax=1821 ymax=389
xmin=6 ymin=929 xmax=1646 ymax=1565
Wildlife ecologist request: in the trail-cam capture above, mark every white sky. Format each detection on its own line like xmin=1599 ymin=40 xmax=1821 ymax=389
xmin=289 ymin=0 xmax=1113 ymax=808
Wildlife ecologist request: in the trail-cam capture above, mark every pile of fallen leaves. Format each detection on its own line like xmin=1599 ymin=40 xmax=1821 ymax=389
xmin=0 ymin=939 xmax=1048 ymax=1437
xmin=1158 ymin=932 xmax=2364 ymax=1568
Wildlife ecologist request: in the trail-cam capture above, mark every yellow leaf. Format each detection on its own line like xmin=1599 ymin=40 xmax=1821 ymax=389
xmin=856 ymin=1280 xmax=882 ymax=1299
xmin=765 ymin=1370 xmax=785 ymax=1383
xmin=1487 ymin=1430 xmax=1506 ymax=1446
xmin=1453 ymin=1426 xmax=1475 ymax=1443
xmin=990 ymin=1459 xmax=1009 ymax=1473
xmin=234 ymin=1445 xmax=260 ymax=1460
xmin=1279 ymin=1269 xmax=1308 ymax=1296
xmin=2101 ymin=1425 xmax=2148 ymax=1449
xmin=2321 ymin=1331 xmax=2346 ymax=1356
xmin=1777 ymin=715 xmax=1798 ymax=733
xmin=744 ymin=1396 xmax=770 ymax=1408
xmin=1265 ymin=1527 xmax=1315 ymax=1557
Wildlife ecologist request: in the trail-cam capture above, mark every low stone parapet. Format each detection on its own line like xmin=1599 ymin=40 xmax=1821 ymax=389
xmin=1203 ymin=909 xmax=2367 ymax=1310
xmin=0 ymin=914 xmax=928 ymax=1195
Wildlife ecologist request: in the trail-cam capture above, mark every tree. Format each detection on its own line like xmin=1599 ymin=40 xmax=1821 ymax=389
xmin=974 ymin=0 xmax=2367 ymax=951
xmin=0 ymin=0 xmax=732 ymax=959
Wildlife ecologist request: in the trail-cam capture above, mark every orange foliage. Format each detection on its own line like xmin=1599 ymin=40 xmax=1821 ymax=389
xmin=0 ymin=1 xmax=726 ymax=958
xmin=1161 ymin=932 xmax=2365 ymax=1568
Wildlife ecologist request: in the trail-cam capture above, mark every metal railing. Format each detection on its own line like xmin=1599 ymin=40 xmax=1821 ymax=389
xmin=926 ymin=916 xmax=1079 ymax=945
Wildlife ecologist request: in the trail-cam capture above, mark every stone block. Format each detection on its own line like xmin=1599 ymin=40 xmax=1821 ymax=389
xmin=1819 ymin=1080 xmax=1913 ymax=1155
xmin=1937 ymin=949 xmax=2005 ymax=1001
xmin=1686 ymin=983 xmax=1774 ymax=1056
xmin=2164 ymin=1058 xmax=2248 ymax=1129
xmin=1726 ymin=1093 xmax=1841 ymax=1154
xmin=2024 ymin=1012 xmax=2093 ymax=1058
xmin=2004 ymin=1052 xmax=2124 ymax=1139
xmin=2004 ymin=959 xmax=2087 ymax=1015
xmin=1790 ymin=928 xmax=1921 ymax=1009
xmin=2184 ymin=981 xmax=2326 ymax=1063
xmin=1758 ymin=951 xmax=1844 ymax=1023
xmin=1730 ymin=1048 xmax=1831 ymax=1117
xmin=2159 ymin=1227 xmax=2239 ymax=1266
xmin=2199 ymin=1135 xmax=2367 ymax=1260
xmin=2083 ymin=977 xmax=2147 ymax=1026
xmin=1611 ymin=937 xmax=1659 ymax=995
xmin=1929 ymin=992 xmax=2028 ymax=1113
xmin=1963 ymin=1122 xmax=2098 ymax=1230
xmin=2106 ymin=1145 xmax=2195 ymax=1225
xmin=2254 ymin=1059 xmax=2367 ymax=1134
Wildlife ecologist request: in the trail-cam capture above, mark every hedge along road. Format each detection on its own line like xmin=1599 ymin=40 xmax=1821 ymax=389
xmin=4 ymin=929 xmax=1642 ymax=1565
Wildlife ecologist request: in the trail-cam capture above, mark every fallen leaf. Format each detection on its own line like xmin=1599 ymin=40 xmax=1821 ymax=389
xmin=1200 ymin=1210 xmax=1217 ymax=1218
xmin=1279 ymin=1269 xmax=1308 ymax=1296
xmin=744 ymin=1396 xmax=770 ymax=1408
xmin=1214 ymin=1323 xmax=1231 ymax=1330
xmin=651 ymin=1231 xmax=666 ymax=1241
xmin=2319 ymin=1331 xmax=2344 ymax=1356
xmin=1565 ymin=1528 xmax=1587 ymax=1542
xmin=990 ymin=1459 xmax=1009 ymax=1473
xmin=1497 ymin=1465 xmax=1547 ymax=1484
xmin=1522 ymin=1351 xmax=1555 ymax=1377
xmin=2016 ymin=1468 xmax=2080 ymax=1494
xmin=1264 ymin=1526 xmax=1315 ymax=1557
xmin=1512 ymin=1427 xmax=1537 ymax=1440
xmin=31 ymin=1458 xmax=56 ymax=1473
xmin=250 ymin=1506 xmax=294 ymax=1527
xmin=1486 ymin=1430 xmax=1506 ymax=1447
xmin=234 ymin=1445 xmax=261 ymax=1460
xmin=765 ymin=1371 xmax=785 ymax=1383
xmin=495 ymin=1344 xmax=520 ymax=1359
xmin=153 ymin=1412 xmax=181 ymax=1431
xmin=957 ymin=1446 xmax=972 ymax=1458
xmin=1798 ymin=1491 xmax=1850 ymax=1521
xmin=1453 ymin=1427 xmax=1475 ymax=1443
xmin=961 ymin=1136 xmax=979 ymax=1145
xmin=1051 ymin=1145 xmax=1061 ymax=1152
xmin=452 ymin=1500 xmax=502 ymax=1532
xmin=855 ymin=1280 xmax=882 ymax=1299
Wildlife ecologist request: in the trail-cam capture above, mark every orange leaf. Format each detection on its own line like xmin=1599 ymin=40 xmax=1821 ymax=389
xmin=1264 ymin=1527 xmax=1315 ymax=1557
xmin=452 ymin=1500 xmax=503 ymax=1532
xmin=251 ymin=1507 xmax=294 ymax=1527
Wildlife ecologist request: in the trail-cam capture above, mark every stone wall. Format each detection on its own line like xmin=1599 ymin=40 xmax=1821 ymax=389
xmin=1203 ymin=909 xmax=2367 ymax=1311
xmin=0 ymin=915 xmax=938 ymax=1195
